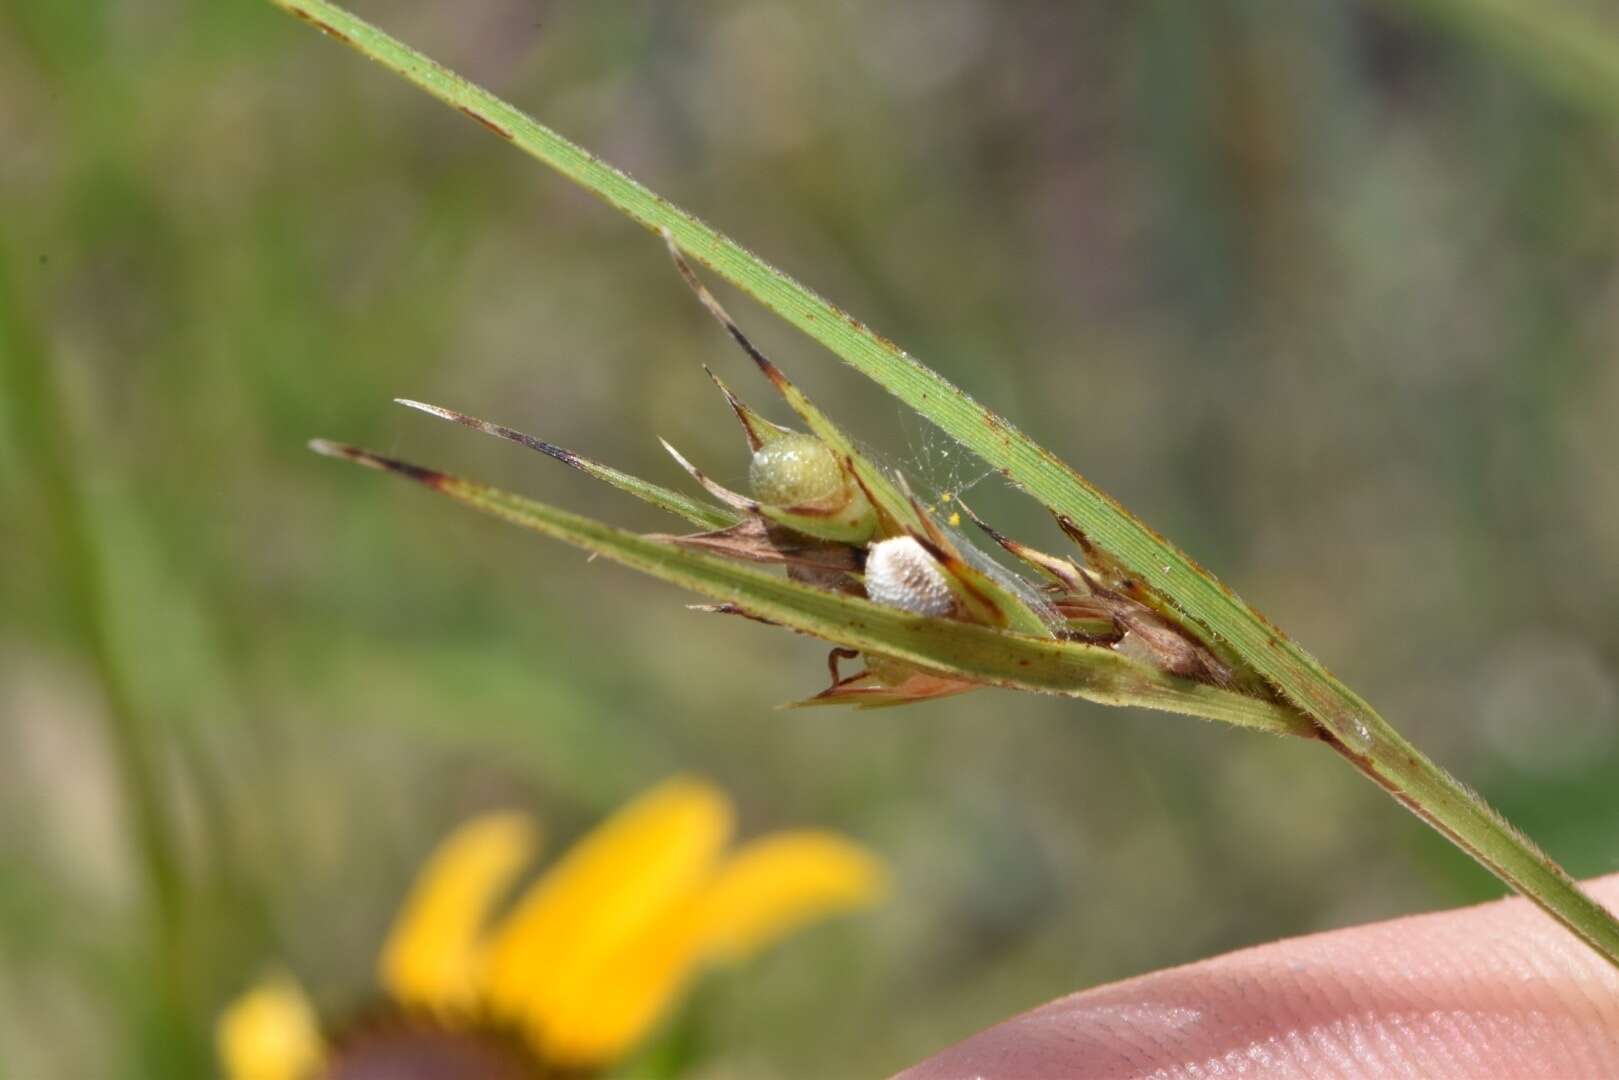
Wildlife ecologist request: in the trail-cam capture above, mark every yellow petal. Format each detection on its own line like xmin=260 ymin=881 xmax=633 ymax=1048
xmin=378 ymin=812 xmax=539 ymax=1013
xmin=697 ymin=830 xmax=887 ymax=960
xmin=215 ymin=973 xmax=325 ymax=1080
xmin=485 ymin=777 xmax=733 ymax=1040
xmin=541 ymin=895 xmax=708 ymax=1067
xmin=542 ymin=830 xmax=886 ymax=1068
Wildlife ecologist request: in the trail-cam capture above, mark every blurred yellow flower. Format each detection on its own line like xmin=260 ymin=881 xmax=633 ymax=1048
xmin=217 ymin=776 xmax=886 ymax=1078
xmin=217 ymin=973 xmax=326 ymax=1080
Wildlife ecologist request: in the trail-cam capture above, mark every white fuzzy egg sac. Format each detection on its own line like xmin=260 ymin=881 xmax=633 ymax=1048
xmin=864 ymin=536 xmax=955 ymax=617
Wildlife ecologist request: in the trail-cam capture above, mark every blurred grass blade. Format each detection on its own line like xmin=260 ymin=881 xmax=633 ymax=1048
xmin=0 ymin=238 xmax=197 ymax=1069
xmin=1380 ymin=0 xmax=1619 ymax=122
xmin=395 ymin=399 xmax=738 ymax=531
xmin=269 ymin=0 xmax=1619 ymax=969
xmin=308 ymin=440 xmax=1313 ymax=738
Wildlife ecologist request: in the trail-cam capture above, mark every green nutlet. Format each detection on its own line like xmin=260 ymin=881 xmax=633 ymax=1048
xmin=748 ymin=433 xmax=877 ymax=544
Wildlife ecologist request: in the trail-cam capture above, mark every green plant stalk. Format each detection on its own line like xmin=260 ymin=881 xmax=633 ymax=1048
xmin=267 ymin=0 xmax=1619 ymax=968
xmin=0 ymin=248 xmax=191 ymax=1043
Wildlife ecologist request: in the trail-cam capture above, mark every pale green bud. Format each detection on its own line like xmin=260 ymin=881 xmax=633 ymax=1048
xmin=747 ymin=432 xmax=877 ymax=544
xmin=748 ymin=433 xmax=845 ymax=507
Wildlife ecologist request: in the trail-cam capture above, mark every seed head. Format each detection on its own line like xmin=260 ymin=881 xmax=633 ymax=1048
xmin=748 ymin=433 xmax=845 ymax=507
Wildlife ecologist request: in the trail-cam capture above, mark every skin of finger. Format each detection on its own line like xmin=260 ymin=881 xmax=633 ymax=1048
xmin=895 ymin=874 xmax=1619 ymax=1080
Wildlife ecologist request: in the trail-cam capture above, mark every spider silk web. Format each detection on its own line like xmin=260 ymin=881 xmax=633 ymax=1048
xmin=893 ymin=408 xmax=996 ymax=527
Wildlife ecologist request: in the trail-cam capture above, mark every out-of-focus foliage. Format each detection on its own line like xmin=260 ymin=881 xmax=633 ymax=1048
xmin=3 ymin=2 xmax=1619 ymax=1077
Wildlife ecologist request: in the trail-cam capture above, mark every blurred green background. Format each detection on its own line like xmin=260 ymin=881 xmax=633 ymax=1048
xmin=5 ymin=1 xmax=1619 ymax=1076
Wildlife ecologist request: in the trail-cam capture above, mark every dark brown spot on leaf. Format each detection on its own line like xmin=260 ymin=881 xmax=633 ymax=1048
xmin=290 ymin=8 xmax=353 ymax=44
xmin=458 ymin=106 xmax=512 ymax=139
